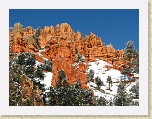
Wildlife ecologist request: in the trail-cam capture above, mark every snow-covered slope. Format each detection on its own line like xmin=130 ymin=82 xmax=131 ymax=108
xmin=86 ymin=59 xmax=138 ymax=101
xmin=87 ymin=59 xmax=126 ymax=83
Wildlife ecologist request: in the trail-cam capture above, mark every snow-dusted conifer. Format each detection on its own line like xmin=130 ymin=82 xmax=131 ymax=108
xmin=113 ymin=82 xmax=132 ymax=106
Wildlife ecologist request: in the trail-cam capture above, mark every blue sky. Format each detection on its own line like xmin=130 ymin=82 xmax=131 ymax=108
xmin=9 ymin=9 xmax=139 ymax=50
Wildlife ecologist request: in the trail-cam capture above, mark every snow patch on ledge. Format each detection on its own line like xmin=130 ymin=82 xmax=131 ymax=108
xmin=41 ymin=72 xmax=53 ymax=88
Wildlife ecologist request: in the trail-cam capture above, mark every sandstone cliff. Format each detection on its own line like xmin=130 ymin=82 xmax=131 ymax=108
xmin=9 ymin=22 xmax=126 ymax=89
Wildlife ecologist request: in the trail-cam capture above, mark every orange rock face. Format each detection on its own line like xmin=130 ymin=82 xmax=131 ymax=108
xmin=44 ymin=38 xmax=89 ymax=89
xmin=19 ymin=75 xmax=44 ymax=106
xmin=10 ymin=23 xmax=40 ymax=56
xmin=11 ymin=32 xmax=26 ymax=53
xmin=9 ymin=22 xmax=126 ymax=90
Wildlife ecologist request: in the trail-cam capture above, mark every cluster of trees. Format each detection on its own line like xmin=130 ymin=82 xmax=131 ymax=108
xmin=85 ymin=40 xmax=139 ymax=106
xmin=9 ymin=52 xmax=52 ymax=106
xmin=9 ymin=52 xmax=98 ymax=106
xmin=113 ymin=82 xmax=133 ymax=106
xmin=9 ymin=40 xmax=139 ymax=106
xmin=87 ymin=69 xmax=104 ymax=90
xmin=111 ymin=40 xmax=139 ymax=106
xmin=87 ymin=69 xmax=139 ymax=106
xmin=44 ymin=70 xmax=95 ymax=106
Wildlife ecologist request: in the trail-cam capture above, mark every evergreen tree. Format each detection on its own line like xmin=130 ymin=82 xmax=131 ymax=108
xmin=35 ymin=27 xmax=41 ymax=38
xmin=95 ymin=76 xmax=104 ymax=90
xmin=107 ymin=98 xmax=114 ymax=106
xmin=87 ymin=69 xmax=95 ymax=82
xmin=75 ymin=45 xmax=85 ymax=63
xmin=106 ymin=75 xmax=112 ymax=90
xmin=9 ymin=58 xmax=35 ymax=106
xmin=130 ymin=100 xmax=139 ymax=106
xmin=76 ymin=54 xmax=85 ymax=63
xmin=34 ymin=64 xmax=45 ymax=80
xmin=113 ymin=82 xmax=132 ymax=106
xmin=56 ymin=70 xmax=68 ymax=89
xmin=45 ymin=70 xmax=95 ymax=106
xmin=74 ymin=80 xmax=82 ymax=89
xmin=129 ymin=81 xmax=139 ymax=99
xmin=122 ymin=40 xmax=139 ymax=77
xmin=43 ymin=60 xmax=52 ymax=72
xmin=131 ymin=50 xmax=139 ymax=74
xmin=94 ymin=96 xmax=108 ymax=106
xmin=123 ymin=40 xmax=136 ymax=60
xmin=9 ymin=53 xmax=46 ymax=106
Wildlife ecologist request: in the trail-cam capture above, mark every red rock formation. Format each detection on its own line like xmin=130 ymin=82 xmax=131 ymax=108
xmin=11 ymin=31 xmax=27 ymax=53
xmin=51 ymin=55 xmax=88 ymax=89
xmin=46 ymin=38 xmax=89 ymax=89
xmin=19 ymin=75 xmax=44 ymax=106
xmin=9 ymin=22 xmax=126 ymax=90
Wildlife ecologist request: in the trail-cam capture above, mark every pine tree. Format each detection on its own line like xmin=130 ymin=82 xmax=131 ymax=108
xmin=45 ymin=70 xmax=95 ymax=106
xmin=106 ymin=75 xmax=112 ymax=90
xmin=9 ymin=52 xmax=46 ymax=106
xmin=9 ymin=57 xmax=34 ymax=106
xmin=87 ymin=69 xmax=95 ymax=82
xmin=76 ymin=54 xmax=85 ymax=63
xmin=129 ymin=81 xmax=139 ymax=99
xmin=132 ymin=50 xmax=139 ymax=74
xmin=43 ymin=60 xmax=52 ymax=72
xmin=113 ymin=82 xmax=132 ymax=106
xmin=95 ymin=96 xmax=108 ymax=106
xmin=95 ymin=76 xmax=104 ymax=90
xmin=122 ymin=40 xmax=139 ymax=78
xmin=130 ymin=100 xmax=139 ymax=106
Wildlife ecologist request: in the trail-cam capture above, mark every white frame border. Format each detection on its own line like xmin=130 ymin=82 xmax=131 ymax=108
xmin=0 ymin=0 xmax=148 ymax=115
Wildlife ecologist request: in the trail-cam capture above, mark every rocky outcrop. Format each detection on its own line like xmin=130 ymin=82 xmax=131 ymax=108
xmin=11 ymin=31 xmax=26 ymax=53
xmin=51 ymin=55 xmax=88 ymax=89
xmin=41 ymin=33 xmax=88 ymax=89
xmin=39 ymin=23 xmax=125 ymax=70
xmin=10 ymin=22 xmax=125 ymax=67
xmin=39 ymin=23 xmax=75 ymax=47
xmin=9 ymin=22 xmax=126 ymax=89
xmin=39 ymin=23 xmax=124 ymax=64
xmin=20 ymin=75 xmax=44 ymax=106
xmin=10 ymin=22 xmax=40 ymax=54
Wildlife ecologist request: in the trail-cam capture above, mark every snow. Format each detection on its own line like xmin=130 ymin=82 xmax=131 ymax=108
xmin=87 ymin=59 xmax=128 ymax=85
xmin=35 ymin=53 xmax=139 ymax=102
xmin=41 ymin=72 xmax=53 ymax=88
xmin=37 ymin=52 xmax=48 ymax=61
xmin=126 ymin=80 xmax=138 ymax=94
xmin=87 ymin=59 xmax=139 ymax=101
xmin=35 ymin=60 xmax=52 ymax=88
xmin=39 ymin=47 xmax=46 ymax=52
xmin=35 ymin=61 xmax=42 ymax=67
xmin=93 ymin=89 xmax=114 ymax=101
xmin=35 ymin=58 xmax=138 ymax=102
xmin=133 ymin=73 xmax=139 ymax=77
